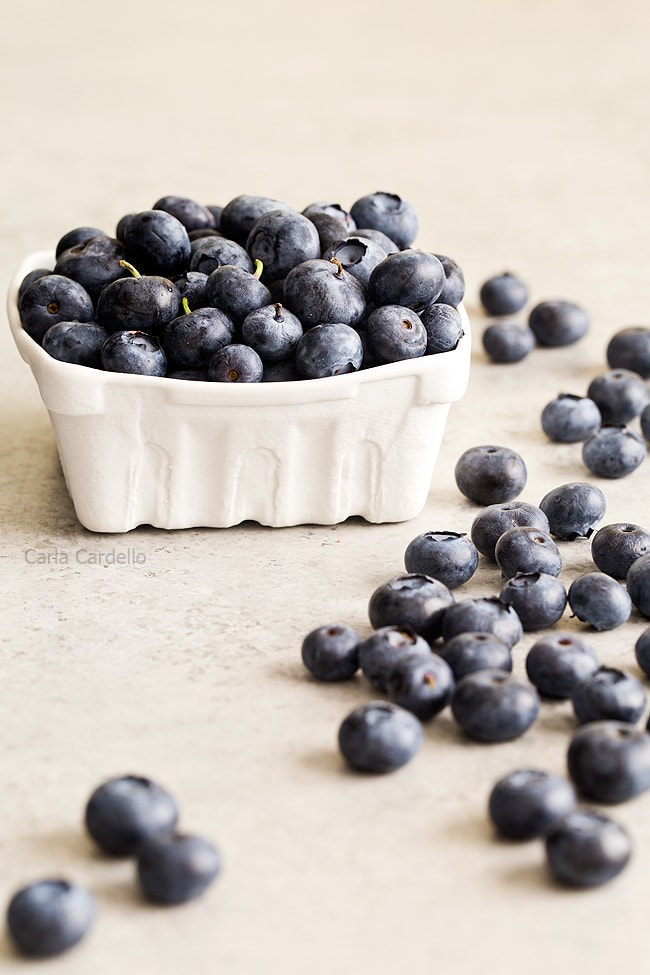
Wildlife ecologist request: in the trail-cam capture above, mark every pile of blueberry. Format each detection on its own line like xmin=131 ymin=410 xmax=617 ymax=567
xmin=5 ymin=774 xmax=220 ymax=958
xmin=16 ymin=192 xmax=466 ymax=382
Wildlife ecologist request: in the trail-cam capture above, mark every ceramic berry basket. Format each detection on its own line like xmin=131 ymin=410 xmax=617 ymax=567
xmin=8 ymin=251 xmax=471 ymax=533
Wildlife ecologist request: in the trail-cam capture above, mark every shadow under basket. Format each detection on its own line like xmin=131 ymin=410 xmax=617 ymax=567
xmin=8 ymin=251 xmax=471 ymax=532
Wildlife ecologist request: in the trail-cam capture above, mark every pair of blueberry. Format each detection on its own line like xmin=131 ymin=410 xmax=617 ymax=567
xmin=6 ymin=775 xmax=220 ymax=959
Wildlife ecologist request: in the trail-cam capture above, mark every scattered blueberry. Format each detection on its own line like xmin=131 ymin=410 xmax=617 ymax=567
xmin=634 ymin=626 xmax=650 ymax=678
xmin=586 ymin=368 xmax=650 ymax=424
xmin=338 ymin=700 xmax=423 ymax=773
xmin=488 ymin=769 xmax=577 ymax=840
xmin=137 ymin=833 xmax=221 ymax=905
xmin=385 ymin=651 xmax=455 ymax=720
xmin=403 ymin=531 xmax=479 ymax=589
xmin=494 ymin=526 xmax=562 ymax=579
xmin=481 ymin=321 xmax=535 ymax=363
xmin=6 ymin=879 xmax=96 ymax=957
xmin=499 ymin=571 xmax=567 ymax=631
xmin=545 ymin=810 xmax=631 ymax=887
xmin=571 ymin=666 xmax=646 ymax=724
xmin=358 ymin=625 xmax=432 ymax=692
xmin=440 ymin=596 xmax=523 ymax=649
xmin=450 ymin=669 xmax=540 ymax=743
xmin=567 ymin=720 xmax=650 ymax=803
xmin=454 ymin=445 xmax=527 ymax=505
xmin=470 ymin=501 xmax=550 ymax=560
xmin=590 ymin=522 xmax=650 ymax=579
xmin=301 ymin=623 xmax=361 ymax=681
xmin=525 ymin=632 xmax=599 ymax=699
xmin=528 ymin=299 xmax=589 ymax=346
xmin=368 ymin=574 xmax=454 ymax=643
xmin=568 ymin=572 xmax=632 ymax=630
xmin=627 ymin=553 xmax=650 ymax=618
xmin=84 ymin=774 xmax=179 ymax=856
xmin=479 ymin=272 xmax=528 ymax=316
xmin=606 ymin=326 xmax=650 ymax=379
xmin=641 ymin=403 xmax=650 ymax=443
xmin=582 ymin=424 xmax=647 ymax=478
xmin=438 ymin=631 xmax=512 ymax=681
xmin=540 ymin=393 xmax=601 ymax=443
xmin=538 ymin=481 xmax=606 ymax=540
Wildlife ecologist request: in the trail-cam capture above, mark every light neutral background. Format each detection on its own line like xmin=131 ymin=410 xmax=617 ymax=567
xmin=2 ymin=1 xmax=650 ymax=972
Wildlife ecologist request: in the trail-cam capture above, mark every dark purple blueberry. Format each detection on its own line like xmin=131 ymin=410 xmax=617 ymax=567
xmin=404 ymin=531 xmax=478 ymax=589
xmin=450 ymin=669 xmax=539 ymax=743
xmin=17 ymin=267 xmax=52 ymax=304
xmin=568 ymin=572 xmax=632 ymax=630
xmin=525 ymin=632 xmax=598 ymax=699
xmin=438 ymin=631 xmax=512 ymax=681
xmin=545 ymin=811 xmax=631 ymax=887
xmin=241 ymin=302 xmax=303 ymax=362
xmin=364 ymin=305 xmax=427 ymax=363
xmin=189 ymin=227 xmax=224 ymax=241
xmin=172 ymin=270 xmax=209 ymax=310
xmin=137 ymin=833 xmax=221 ymax=904
xmin=261 ymin=358 xmax=301 ymax=382
xmin=482 ymin=321 xmax=534 ymax=363
xmin=494 ymin=526 xmax=562 ymax=579
xmin=358 ymin=625 xmax=432 ymax=692
xmin=205 ymin=204 xmax=223 ymax=229
xmin=7 ymin=879 xmax=95 ymax=958
xmin=247 ymin=209 xmax=321 ymax=284
xmin=54 ymin=235 xmax=129 ymax=303
xmin=541 ymin=393 xmax=601 ymax=443
xmin=153 ymin=194 xmax=216 ymax=231
xmin=440 ymin=596 xmax=523 ymax=649
xmin=190 ymin=235 xmax=253 ymax=276
xmin=219 ymin=194 xmax=294 ymax=245
xmin=123 ymin=210 xmax=191 ymax=277
xmin=42 ymin=320 xmax=108 ymax=369
xmin=19 ymin=274 xmax=94 ymax=344
xmin=208 ymin=343 xmax=263 ymax=383
xmin=95 ymin=262 xmax=181 ymax=335
xmin=470 ymin=501 xmax=550 ymax=560
xmin=488 ymin=769 xmax=577 ymax=840
xmin=85 ymin=774 xmax=179 ymax=856
xmin=308 ymin=211 xmax=358 ymax=253
xmin=385 ymin=651 xmax=455 ymax=720
xmin=101 ymin=330 xmax=167 ymax=377
xmin=606 ymin=326 xmax=650 ymax=379
xmin=55 ymin=226 xmax=105 ymax=259
xmin=582 ymin=424 xmax=647 ymax=478
xmin=499 ymin=572 xmax=567 ymax=631
xmin=627 ymin=554 xmax=650 ymax=618
xmin=368 ymin=250 xmax=445 ymax=310
xmin=283 ymin=258 xmax=366 ymax=329
xmin=349 ymin=192 xmax=418 ymax=249
xmin=455 ymin=444 xmax=527 ymax=505
xmin=420 ymin=302 xmax=464 ymax=354
xmin=322 ymin=235 xmax=388 ymax=290
xmin=203 ymin=264 xmax=271 ymax=325
xmin=353 ymin=227 xmax=399 ymax=255
xmin=587 ymin=368 xmax=650 ymax=424
xmin=301 ymin=623 xmax=361 ymax=681
xmin=641 ymin=403 xmax=650 ymax=442
xmin=302 ymin=201 xmax=357 ymax=234
xmin=538 ymin=481 xmax=606 ymax=540
xmin=433 ymin=254 xmax=465 ymax=307
xmin=161 ymin=307 xmax=235 ymax=369
xmin=571 ymin=667 xmax=646 ymax=724
xmin=634 ymin=626 xmax=650 ymax=677
xmin=528 ymin=300 xmax=589 ymax=346
xmin=591 ymin=522 xmax=650 ymax=578
xmin=567 ymin=720 xmax=650 ymax=802
xmin=294 ymin=322 xmax=363 ymax=379
xmin=338 ymin=700 xmax=423 ymax=773
xmin=115 ymin=212 xmax=135 ymax=241
xmin=479 ymin=272 xmax=528 ymax=316
xmin=368 ymin=574 xmax=454 ymax=643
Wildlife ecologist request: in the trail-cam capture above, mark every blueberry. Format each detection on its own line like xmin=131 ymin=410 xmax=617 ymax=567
xmin=385 ymin=651 xmax=455 ymax=720
xmin=247 ymin=209 xmax=321 ymax=284
xmin=587 ymin=368 xmax=650 ymax=424
xmin=571 ymin=666 xmax=646 ymax=724
xmin=438 ymin=631 xmax=512 ymax=681
xmin=17 ymin=267 xmax=52 ymax=304
xmin=642 ymin=403 xmax=650 ymax=443
xmin=152 ymin=194 xmax=216 ymax=232
xmin=525 ymin=632 xmax=599 ymax=699
xmin=499 ymin=572 xmax=567 ymax=631
xmin=55 ymin=225 xmax=106 ymax=258
xmin=160 ymin=306 xmax=235 ymax=370
xmin=538 ymin=481 xmax=606 ymax=540
xmin=419 ymin=302 xmax=464 ymax=354
xmin=353 ymin=227 xmax=400 ymax=255
xmin=241 ymin=302 xmax=303 ymax=362
xmin=450 ymin=669 xmax=539 ymax=743
xmin=368 ymin=250 xmax=445 ymax=310
xmin=96 ymin=261 xmax=181 ymax=335
xmin=364 ymin=305 xmax=427 ymax=363
xmin=261 ymin=358 xmax=301 ymax=382
xmin=568 ymin=572 xmax=632 ymax=630
xmin=591 ymin=522 xmax=650 ymax=578
xmin=172 ymin=270 xmax=209 ymax=310
xmin=208 ymin=343 xmax=263 ymax=383
xmin=54 ymin=234 xmax=129 ymax=304
xmin=42 ymin=320 xmax=109 ymax=369
xmin=123 ymin=209 xmax=191 ymax=277
xmin=627 ymin=553 xmax=650 ymax=618
xmin=432 ymin=253 xmax=465 ymax=307
xmin=101 ymin=330 xmax=167 ymax=377
xmin=84 ymin=774 xmax=179 ymax=856
xmin=368 ymin=573 xmax=454 ymax=643
xmin=545 ymin=811 xmax=631 ymax=887
xmin=358 ymin=625 xmax=432 ymax=692
xmin=338 ymin=700 xmax=423 ymax=773
xmin=321 ymin=235 xmax=388 ymax=289
xmin=440 ymin=596 xmax=523 ymax=649
xmin=454 ymin=445 xmax=527 ymax=505
xmin=479 ymin=272 xmax=528 ymax=316
xmin=567 ymin=720 xmax=650 ymax=802
xmin=582 ymin=424 xmax=647 ymax=478
xmin=404 ymin=531 xmax=478 ymax=589
xmin=488 ymin=769 xmax=577 ymax=840
xmin=349 ymin=192 xmax=419 ymax=249
xmin=301 ymin=623 xmax=361 ymax=681
xmin=190 ymin=235 xmax=253 ymax=276
xmin=294 ymin=322 xmax=363 ymax=379
xmin=470 ymin=501 xmax=550 ymax=560
xmin=634 ymin=626 xmax=650 ymax=677
xmin=115 ymin=212 xmax=135 ymax=241
xmin=541 ymin=393 xmax=602 ymax=443
xmin=219 ymin=194 xmax=294 ymax=245
xmin=203 ymin=263 xmax=272 ymax=325
xmin=481 ymin=321 xmax=535 ymax=363
xmin=528 ymin=300 xmax=589 ymax=346
xmin=137 ymin=833 xmax=221 ymax=904
xmin=19 ymin=273 xmax=94 ymax=344
xmin=606 ymin=326 xmax=650 ymax=379
xmin=283 ymin=258 xmax=366 ymax=328
xmin=302 ymin=201 xmax=357 ymax=235
xmin=494 ymin=526 xmax=562 ymax=579
xmin=6 ymin=879 xmax=95 ymax=957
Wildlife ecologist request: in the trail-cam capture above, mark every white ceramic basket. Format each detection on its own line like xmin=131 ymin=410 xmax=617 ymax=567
xmin=8 ymin=251 xmax=471 ymax=532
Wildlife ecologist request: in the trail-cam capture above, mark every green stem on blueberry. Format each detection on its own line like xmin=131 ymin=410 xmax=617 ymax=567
xmin=182 ymin=298 xmax=192 ymax=315
xmin=253 ymin=260 xmax=264 ymax=280
xmin=118 ymin=260 xmax=141 ymax=279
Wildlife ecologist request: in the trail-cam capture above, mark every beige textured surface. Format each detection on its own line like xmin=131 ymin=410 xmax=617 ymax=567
xmin=2 ymin=1 xmax=650 ymax=971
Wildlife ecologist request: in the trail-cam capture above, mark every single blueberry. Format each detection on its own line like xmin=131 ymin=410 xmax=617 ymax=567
xmin=7 ymin=879 xmax=95 ymax=958
xmin=349 ymin=192 xmax=419 ymax=249
xmin=190 ymin=235 xmax=253 ymax=276
xmin=17 ymin=268 xmax=52 ymax=304
xmin=101 ymin=331 xmax=167 ymax=377
xmin=172 ymin=270 xmax=209 ymax=310
xmin=19 ymin=274 xmax=94 ymax=344
xmin=587 ymin=368 xmax=650 ymax=424
xmin=54 ymin=235 xmax=129 ymax=303
xmin=479 ymin=272 xmax=528 ymax=316
xmin=368 ymin=250 xmax=445 ymax=310
xmin=358 ymin=625 xmax=432 ymax=692
xmin=241 ymin=302 xmax=303 ymax=362
xmin=302 ymin=201 xmax=357 ymax=235
xmin=84 ymin=774 xmax=179 ymax=856
xmin=404 ymin=531 xmax=479 ymax=589
xmin=353 ymin=227 xmax=400 ymax=255
xmin=208 ymin=344 xmax=263 ymax=383
xmin=160 ymin=307 xmax=235 ymax=370
xmin=294 ymin=322 xmax=363 ymax=379
xmin=152 ymin=194 xmax=216 ymax=232
xmin=364 ymin=305 xmax=427 ymax=363
xmin=368 ymin=573 xmax=454 ymax=643
xmin=419 ymin=302 xmax=464 ymax=354
xmin=204 ymin=263 xmax=272 ymax=326
xmin=283 ymin=258 xmax=366 ymax=329
xmin=488 ymin=769 xmax=577 ymax=840
xmin=591 ymin=522 xmax=650 ymax=578
xmin=438 ymin=631 xmax=512 ymax=681
xmin=567 ymin=720 xmax=650 ymax=803
xmin=42 ymin=320 xmax=109 ymax=369
xmin=568 ymin=572 xmax=632 ymax=630
xmin=571 ymin=667 xmax=646 ymax=724
xmin=627 ymin=553 xmax=650 ymax=618
xmin=433 ymin=253 xmax=465 ymax=307
xmin=219 ymin=194 xmax=294 ymax=245
xmin=95 ymin=261 xmax=181 ymax=335
xmin=55 ymin=226 xmax=106 ymax=259
xmin=470 ymin=501 xmax=550 ymax=560
xmin=606 ymin=326 xmax=650 ymax=379
xmin=635 ymin=626 xmax=650 ymax=678
xmin=499 ymin=572 xmax=567 ymax=631
xmin=582 ymin=424 xmax=647 ymax=478
xmin=123 ymin=210 xmax=191 ymax=277
xmin=541 ymin=393 xmax=602 ymax=443
xmin=385 ymin=651 xmax=455 ymax=720
xmin=494 ymin=526 xmax=562 ymax=579
xmin=321 ymin=235 xmax=388 ymax=290
xmin=137 ymin=833 xmax=221 ymax=904
xmin=545 ymin=811 xmax=631 ymax=887
xmin=247 ymin=209 xmax=321 ymax=284
xmin=338 ymin=700 xmax=423 ymax=773
xmin=528 ymin=300 xmax=589 ymax=346
xmin=538 ymin=481 xmax=606 ymax=540
xmin=301 ymin=623 xmax=361 ymax=681
xmin=440 ymin=596 xmax=523 ymax=649
xmin=450 ymin=669 xmax=539 ymax=743
xmin=454 ymin=445 xmax=527 ymax=505
xmin=481 ymin=321 xmax=535 ymax=363
xmin=525 ymin=632 xmax=599 ymax=699
xmin=641 ymin=403 xmax=650 ymax=443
